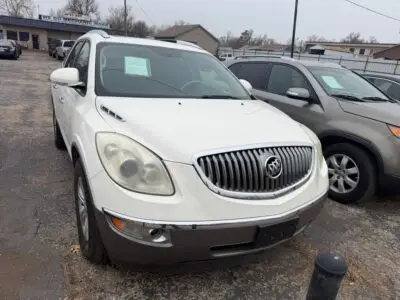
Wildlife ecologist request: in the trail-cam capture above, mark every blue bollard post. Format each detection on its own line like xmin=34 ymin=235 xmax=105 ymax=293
xmin=306 ymin=252 xmax=348 ymax=300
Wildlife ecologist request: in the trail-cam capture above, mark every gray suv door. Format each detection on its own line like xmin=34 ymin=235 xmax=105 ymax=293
xmin=249 ymin=62 xmax=325 ymax=133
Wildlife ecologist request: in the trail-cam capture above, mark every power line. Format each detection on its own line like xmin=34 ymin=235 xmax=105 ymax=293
xmin=135 ymin=0 xmax=155 ymax=25
xmin=343 ymin=0 xmax=400 ymax=22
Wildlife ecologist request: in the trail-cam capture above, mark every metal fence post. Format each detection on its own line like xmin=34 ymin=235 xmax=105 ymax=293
xmin=393 ymin=60 xmax=399 ymax=75
xmin=338 ymin=56 xmax=342 ymax=66
xmin=318 ymin=55 xmax=320 ymax=61
xmin=363 ymin=56 xmax=369 ymax=72
xmin=306 ymin=252 xmax=348 ymax=300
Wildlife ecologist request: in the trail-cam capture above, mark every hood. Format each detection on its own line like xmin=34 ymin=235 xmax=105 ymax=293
xmin=338 ymin=100 xmax=400 ymax=126
xmin=95 ymin=97 xmax=312 ymax=164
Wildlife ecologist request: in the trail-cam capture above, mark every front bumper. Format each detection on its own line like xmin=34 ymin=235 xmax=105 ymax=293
xmin=96 ymin=191 xmax=328 ymax=266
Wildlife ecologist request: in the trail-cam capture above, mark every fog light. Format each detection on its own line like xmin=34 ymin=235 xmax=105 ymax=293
xmin=107 ymin=214 xmax=171 ymax=245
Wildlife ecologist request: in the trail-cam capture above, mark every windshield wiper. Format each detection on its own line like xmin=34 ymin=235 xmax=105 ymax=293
xmin=331 ymin=94 xmax=366 ymax=102
xmin=362 ymin=96 xmax=394 ymax=103
xmin=200 ymin=95 xmax=241 ymax=99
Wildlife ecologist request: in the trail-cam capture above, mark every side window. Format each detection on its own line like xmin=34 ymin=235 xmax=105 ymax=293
xmin=268 ymin=64 xmax=309 ymax=96
xmin=64 ymin=41 xmax=84 ymax=68
xmin=228 ymin=63 xmax=242 ymax=77
xmin=73 ymin=41 xmax=90 ymax=86
xmin=373 ymin=79 xmax=400 ymax=100
xmin=229 ymin=62 xmax=269 ymax=90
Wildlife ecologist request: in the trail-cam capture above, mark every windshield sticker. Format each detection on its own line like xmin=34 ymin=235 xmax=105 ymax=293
xmin=124 ymin=56 xmax=151 ymax=77
xmin=321 ymin=76 xmax=344 ymax=89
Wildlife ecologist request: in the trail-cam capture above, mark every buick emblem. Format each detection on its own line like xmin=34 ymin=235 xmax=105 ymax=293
xmin=264 ymin=155 xmax=283 ymax=179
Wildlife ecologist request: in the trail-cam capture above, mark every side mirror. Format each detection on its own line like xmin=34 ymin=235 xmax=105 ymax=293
xmin=286 ymin=87 xmax=311 ymax=100
xmin=50 ymin=68 xmax=82 ymax=87
xmin=239 ymin=79 xmax=253 ymax=92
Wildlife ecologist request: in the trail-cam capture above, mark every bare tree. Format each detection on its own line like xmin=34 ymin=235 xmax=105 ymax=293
xmin=0 ymin=0 xmax=34 ymax=17
xmin=174 ymin=20 xmax=189 ymax=26
xmin=341 ymin=32 xmax=364 ymax=44
xmin=307 ymin=34 xmax=328 ymax=42
xmin=106 ymin=5 xmax=135 ymax=32
xmin=368 ymin=36 xmax=378 ymax=43
xmin=49 ymin=8 xmax=64 ymax=18
xmin=64 ymin=0 xmax=99 ymax=16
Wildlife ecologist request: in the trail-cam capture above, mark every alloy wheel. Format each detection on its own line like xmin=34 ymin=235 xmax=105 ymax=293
xmin=77 ymin=176 xmax=89 ymax=242
xmin=327 ymin=154 xmax=360 ymax=194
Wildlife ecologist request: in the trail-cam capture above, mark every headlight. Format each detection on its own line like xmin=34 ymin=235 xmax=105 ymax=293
xmin=299 ymin=124 xmax=324 ymax=166
xmin=388 ymin=124 xmax=400 ymax=138
xmin=96 ymin=132 xmax=174 ymax=195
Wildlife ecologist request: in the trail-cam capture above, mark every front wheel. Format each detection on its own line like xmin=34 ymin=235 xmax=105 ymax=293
xmin=74 ymin=159 xmax=108 ymax=264
xmin=324 ymin=143 xmax=376 ymax=204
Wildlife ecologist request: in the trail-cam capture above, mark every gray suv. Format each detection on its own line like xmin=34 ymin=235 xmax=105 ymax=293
xmin=225 ymin=57 xmax=400 ymax=204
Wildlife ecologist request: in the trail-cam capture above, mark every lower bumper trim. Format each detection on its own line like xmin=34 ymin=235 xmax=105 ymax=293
xmin=96 ymin=192 xmax=328 ymax=265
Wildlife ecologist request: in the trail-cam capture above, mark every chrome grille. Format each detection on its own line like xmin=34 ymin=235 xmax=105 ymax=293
xmin=195 ymin=146 xmax=313 ymax=196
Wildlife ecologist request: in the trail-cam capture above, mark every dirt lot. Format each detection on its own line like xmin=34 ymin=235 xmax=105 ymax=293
xmin=0 ymin=51 xmax=399 ymax=300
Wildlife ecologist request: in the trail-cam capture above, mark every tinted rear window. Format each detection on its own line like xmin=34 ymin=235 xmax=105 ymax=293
xmin=64 ymin=41 xmax=75 ymax=47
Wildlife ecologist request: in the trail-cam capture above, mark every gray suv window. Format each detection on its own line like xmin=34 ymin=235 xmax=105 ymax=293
xmin=231 ymin=62 xmax=269 ymax=90
xmin=268 ymin=64 xmax=309 ymax=96
xmin=369 ymin=78 xmax=400 ymax=100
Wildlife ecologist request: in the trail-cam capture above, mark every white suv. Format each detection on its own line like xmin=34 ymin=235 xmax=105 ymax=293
xmin=56 ymin=40 xmax=75 ymax=60
xmin=50 ymin=30 xmax=329 ymax=266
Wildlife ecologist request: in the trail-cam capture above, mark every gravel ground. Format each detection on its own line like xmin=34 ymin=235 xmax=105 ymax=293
xmin=0 ymin=51 xmax=399 ymax=300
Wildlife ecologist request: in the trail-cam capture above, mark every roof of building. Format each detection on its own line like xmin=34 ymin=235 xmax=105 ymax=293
xmin=373 ymin=44 xmax=400 ymax=60
xmin=0 ymin=15 xmax=106 ymax=34
xmin=153 ymin=24 xmax=219 ymax=44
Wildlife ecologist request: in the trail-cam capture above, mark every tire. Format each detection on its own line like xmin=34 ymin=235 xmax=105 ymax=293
xmin=324 ymin=143 xmax=376 ymax=204
xmin=74 ymin=159 xmax=108 ymax=264
xmin=52 ymin=107 xmax=66 ymax=150
xmin=49 ymin=52 xmax=52 ymax=56
xmin=57 ymin=55 xmax=62 ymax=60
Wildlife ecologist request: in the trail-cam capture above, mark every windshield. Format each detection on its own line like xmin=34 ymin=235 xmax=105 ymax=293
xmin=95 ymin=42 xmax=251 ymax=99
xmin=63 ymin=41 xmax=74 ymax=47
xmin=308 ymin=66 xmax=389 ymax=101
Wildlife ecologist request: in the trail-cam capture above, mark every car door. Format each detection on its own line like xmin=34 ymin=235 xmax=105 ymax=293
xmin=256 ymin=63 xmax=325 ymax=130
xmin=62 ymin=40 xmax=90 ymax=146
xmin=53 ymin=40 xmax=85 ymax=143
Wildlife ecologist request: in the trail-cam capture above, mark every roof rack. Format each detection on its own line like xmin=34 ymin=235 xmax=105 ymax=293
xmin=157 ymin=38 xmax=203 ymax=50
xmin=234 ymin=54 xmax=282 ymax=59
xmin=86 ymin=30 xmax=110 ymax=39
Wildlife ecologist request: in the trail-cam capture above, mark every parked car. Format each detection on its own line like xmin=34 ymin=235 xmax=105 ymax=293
xmin=0 ymin=39 xmax=20 ymax=59
xmin=361 ymin=72 xmax=400 ymax=102
xmin=55 ymin=40 xmax=75 ymax=60
xmin=219 ymin=53 xmax=234 ymax=61
xmin=8 ymin=40 xmax=22 ymax=56
xmin=50 ymin=30 xmax=328 ymax=266
xmin=225 ymin=58 xmax=400 ymax=204
xmin=48 ymin=39 xmax=61 ymax=57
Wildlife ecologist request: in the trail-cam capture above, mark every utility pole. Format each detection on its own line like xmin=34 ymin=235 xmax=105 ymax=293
xmin=290 ymin=0 xmax=299 ymax=58
xmin=124 ymin=0 xmax=127 ymax=36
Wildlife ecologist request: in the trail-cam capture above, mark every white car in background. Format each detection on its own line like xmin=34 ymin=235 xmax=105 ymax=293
xmin=50 ymin=30 xmax=328 ymax=267
xmin=56 ymin=40 xmax=75 ymax=60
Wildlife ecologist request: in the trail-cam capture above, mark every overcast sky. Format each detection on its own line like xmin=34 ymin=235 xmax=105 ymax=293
xmin=36 ymin=0 xmax=400 ymax=43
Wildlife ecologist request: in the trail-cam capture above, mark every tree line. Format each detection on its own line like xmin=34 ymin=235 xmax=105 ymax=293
xmin=220 ymin=30 xmax=379 ymax=49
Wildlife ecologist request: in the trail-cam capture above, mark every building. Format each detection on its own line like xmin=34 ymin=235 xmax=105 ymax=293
xmin=153 ymin=24 xmax=220 ymax=55
xmin=0 ymin=14 xmax=110 ymax=50
xmin=304 ymin=41 xmax=397 ymax=57
xmin=373 ymin=44 xmax=400 ymax=60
